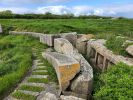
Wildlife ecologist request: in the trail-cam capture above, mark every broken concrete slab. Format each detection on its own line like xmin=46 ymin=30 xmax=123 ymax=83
xmin=0 ymin=25 xmax=2 ymax=33
xmin=60 ymin=32 xmax=77 ymax=46
xmin=54 ymin=38 xmax=74 ymax=56
xmin=42 ymin=52 xmax=80 ymax=91
xmin=60 ymin=95 xmax=85 ymax=100
xmin=126 ymin=45 xmax=133 ymax=56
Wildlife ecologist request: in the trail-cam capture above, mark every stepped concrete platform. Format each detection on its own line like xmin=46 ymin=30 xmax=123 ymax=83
xmin=54 ymin=38 xmax=74 ymax=56
xmin=42 ymin=52 xmax=80 ymax=91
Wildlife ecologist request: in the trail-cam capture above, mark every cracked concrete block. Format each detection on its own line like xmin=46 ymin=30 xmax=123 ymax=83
xmin=42 ymin=52 xmax=80 ymax=91
xmin=54 ymin=38 xmax=74 ymax=56
xmin=40 ymin=34 xmax=60 ymax=46
xmin=61 ymin=32 xmax=77 ymax=46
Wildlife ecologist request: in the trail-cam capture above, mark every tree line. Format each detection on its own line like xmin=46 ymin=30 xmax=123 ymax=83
xmin=0 ymin=10 xmax=125 ymax=19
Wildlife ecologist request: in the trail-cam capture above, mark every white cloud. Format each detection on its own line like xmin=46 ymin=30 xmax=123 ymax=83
xmin=36 ymin=4 xmax=133 ymax=17
xmin=36 ymin=6 xmax=71 ymax=15
xmin=0 ymin=4 xmax=133 ymax=18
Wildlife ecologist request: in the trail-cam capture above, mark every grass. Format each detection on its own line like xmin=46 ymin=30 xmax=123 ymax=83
xmin=93 ymin=63 xmax=133 ymax=100
xmin=96 ymin=33 xmax=132 ymax=56
xmin=1 ymin=19 xmax=133 ymax=55
xmin=12 ymin=91 xmax=36 ymax=100
xmin=0 ymin=35 xmax=48 ymax=99
xmin=0 ymin=19 xmax=133 ymax=37
xmin=32 ymin=71 xmax=48 ymax=75
xmin=19 ymin=85 xmax=44 ymax=92
xmin=27 ymin=78 xmax=49 ymax=83
xmin=34 ymin=67 xmax=47 ymax=70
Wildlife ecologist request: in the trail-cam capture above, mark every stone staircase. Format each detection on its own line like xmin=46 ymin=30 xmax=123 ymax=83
xmin=5 ymin=49 xmax=59 ymax=100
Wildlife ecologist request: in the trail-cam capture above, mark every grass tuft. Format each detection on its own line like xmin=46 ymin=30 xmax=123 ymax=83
xmin=12 ymin=91 xmax=36 ymax=100
xmin=27 ymin=78 xmax=49 ymax=83
xmin=19 ymin=85 xmax=44 ymax=92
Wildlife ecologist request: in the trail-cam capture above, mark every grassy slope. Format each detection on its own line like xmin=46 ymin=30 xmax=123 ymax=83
xmin=0 ymin=35 xmax=47 ymax=99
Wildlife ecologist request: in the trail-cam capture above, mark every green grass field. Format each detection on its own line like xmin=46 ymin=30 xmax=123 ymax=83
xmin=0 ymin=19 xmax=133 ymax=99
xmin=0 ymin=19 xmax=133 ymax=37
xmin=1 ymin=19 xmax=133 ymax=56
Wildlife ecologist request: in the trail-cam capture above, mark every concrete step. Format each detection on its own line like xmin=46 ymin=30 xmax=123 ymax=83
xmin=4 ymin=96 xmax=18 ymax=100
xmin=18 ymin=90 xmax=39 ymax=96
xmin=33 ymin=66 xmax=47 ymax=70
xmin=33 ymin=70 xmax=47 ymax=73
xmin=30 ymin=75 xmax=48 ymax=79
xmin=21 ymin=82 xmax=45 ymax=88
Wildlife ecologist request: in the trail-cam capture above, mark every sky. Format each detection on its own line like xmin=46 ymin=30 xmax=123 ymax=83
xmin=0 ymin=0 xmax=133 ymax=18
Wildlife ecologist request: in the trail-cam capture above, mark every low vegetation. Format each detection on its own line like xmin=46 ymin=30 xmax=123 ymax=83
xmin=0 ymin=35 xmax=47 ymax=99
xmin=19 ymin=85 xmax=44 ymax=92
xmin=12 ymin=91 xmax=36 ymax=100
xmin=93 ymin=63 xmax=133 ymax=100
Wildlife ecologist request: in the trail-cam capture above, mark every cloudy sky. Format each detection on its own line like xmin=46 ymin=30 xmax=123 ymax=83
xmin=0 ymin=0 xmax=133 ymax=18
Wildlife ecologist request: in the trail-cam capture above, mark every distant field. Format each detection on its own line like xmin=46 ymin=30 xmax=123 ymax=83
xmin=1 ymin=19 xmax=133 ymax=56
xmin=0 ymin=19 xmax=133 ymax=37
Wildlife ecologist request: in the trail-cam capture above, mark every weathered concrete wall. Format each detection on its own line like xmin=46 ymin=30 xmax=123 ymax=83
xmin=42 ymin=52 xmax=80 ymax=91
xmin=87 ymin=40 xmax=133 ymax=71
xmin=0 ymin=25 xmax=2 ymax=33
xmin=9 ymin=31 xmax=42 ymax=38
xmin=54 ymin=38 xmax=74 ymax=56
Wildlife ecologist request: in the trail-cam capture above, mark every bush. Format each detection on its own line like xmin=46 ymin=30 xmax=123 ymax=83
xmin=94 ymin=63 xmax=133 ymax=100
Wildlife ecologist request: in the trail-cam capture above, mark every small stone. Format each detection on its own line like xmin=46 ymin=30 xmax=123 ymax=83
xmin=37 ymin=92 xmax=58 ymax=100
xmin=126 ymin=45 xmax=133 ymax=56
xmin=0 ymin=25 xmax=2 ymax=33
